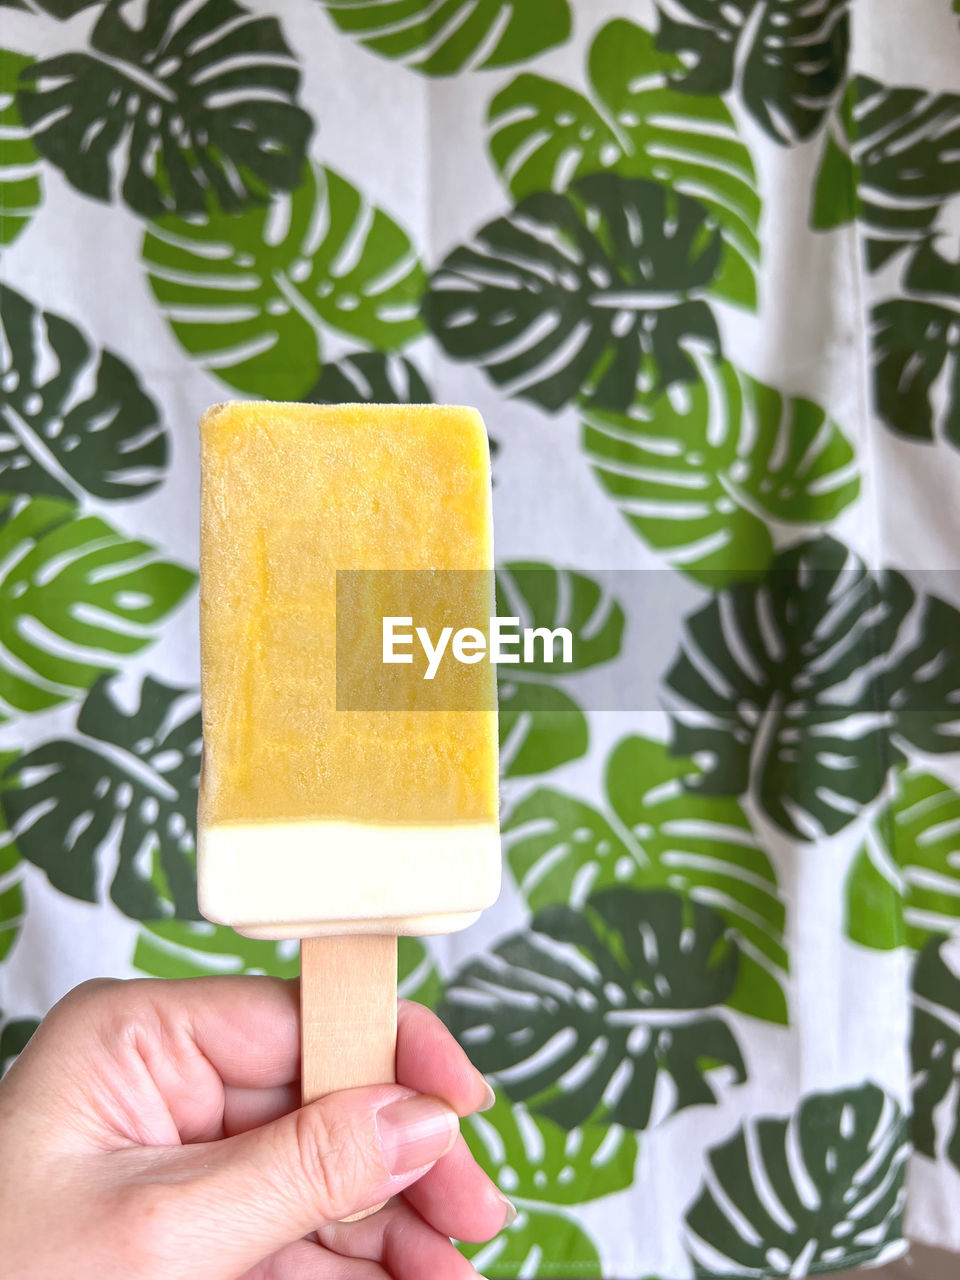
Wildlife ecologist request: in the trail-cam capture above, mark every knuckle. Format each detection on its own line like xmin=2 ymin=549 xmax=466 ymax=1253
xmin=61 ymin=977 xmax=120 ymax=1010
xmin=44 ymin=979 xmax=123 ymax=1034
xmin=292 ymin=1105 xmax=381 ymax=1222
xmin=51 ymin=978 xmax=150 ymax=1048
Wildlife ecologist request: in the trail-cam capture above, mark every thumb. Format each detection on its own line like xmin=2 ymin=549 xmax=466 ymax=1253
xmin=163 ymin=1085 xmax=458 ymax=1276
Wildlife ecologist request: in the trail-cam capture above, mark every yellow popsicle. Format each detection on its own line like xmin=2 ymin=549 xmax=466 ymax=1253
xmin=197 ymin=401 xmax=500 ymax=940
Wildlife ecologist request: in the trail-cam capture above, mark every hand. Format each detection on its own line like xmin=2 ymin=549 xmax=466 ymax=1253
xmin=0 ymin=976 xmax=512 ymax=1278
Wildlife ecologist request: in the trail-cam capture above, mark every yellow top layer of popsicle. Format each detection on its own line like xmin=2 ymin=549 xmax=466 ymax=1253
xmin=199 ymin=401 xmax=497 ymax=829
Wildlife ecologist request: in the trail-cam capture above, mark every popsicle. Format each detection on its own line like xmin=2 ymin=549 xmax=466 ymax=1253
xmin=197 ymin=401 xmax=500 ymax=1115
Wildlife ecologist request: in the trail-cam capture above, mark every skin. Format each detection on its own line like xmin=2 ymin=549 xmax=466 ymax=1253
xmin=0 ymin=977 xmax=511 ymax=1279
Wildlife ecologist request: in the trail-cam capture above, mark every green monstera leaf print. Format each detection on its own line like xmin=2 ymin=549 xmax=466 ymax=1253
xmin=666 ymin=536 xmax=960 ymax=840
xmin=440 ymin=886 xmax=746 ymax=1131
xmin=143 ymin=162 xmax=425 ymax=399
xmin=0 ymin=752 xmax=23 ymax=964
xmin=871 ymin=243 xmax=960 ymax=448
xmin=496 ymin=564 xmax=624 ymax=778
xmin=136 ymin=928 xmax=439 ymax=997
xmin=488 ymin=19 xmax=760 ymax=308
xmin=498 ymin=682 xmax=587 ymax=779
xmin=423 ymin=173 xmax=722 ymax=414
xmin=16 ymin=0 xmax=312 ymax=218
xmin=806 ymin=70 xmax=960 ymax=449
xmin=684 ymin=1083 xmax=908 ymax=1275
xmin=810 ymin=76 xmax=960 ymax=449
xmin=0 ymin=51 xmax=41 ymax=252
xmin=655 ymin=0 xmax=850 ymax=146
xmin=135 ymin=918 xmax=299 ymax=979
xmin=911 ymin=938 xmax=960 ymax=1172
xmin=461 ymin=1205 xmax=601 ymax=1278
xmin=0 ymin=495 xmax=193 ymax=719
xmin=321 ymin=0 xmax=571 ymax=76
xmin=505 ymin=734 xmax=787 ymax=1024
xmin=0 ymin=284 xmax=167 ymax=500
xmin=0 ymin=1013 xmax=38 ymax=1075
xmin=0 ymin=844 xmax=22 ymax=965
xmin=3 ymin=676 xmax=201 ymax=921
xmin=582 ymin=354 xmax=859 ymax=583
xmin=845 ymin=770 xmax=960 ymax=951
xmin=463 ymin=1092 xmax=638 ymax=1205
xmin=308 ymin=351 xmax=432 ymax=405
xmin=812 ymin=76 xmax=960 ymax=268
xmin=1 ymin=0 xmax=98 ymax=17
xmin=397 ymin=937 xmax=442 ymax=1009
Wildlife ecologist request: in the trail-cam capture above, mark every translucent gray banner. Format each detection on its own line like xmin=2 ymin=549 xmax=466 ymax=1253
xmin=334 ymin=563 xmax=960 ymax=722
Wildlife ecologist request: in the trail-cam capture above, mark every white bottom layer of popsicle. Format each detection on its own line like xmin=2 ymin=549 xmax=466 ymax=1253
xmin=198 ymin=820 xmax=502 ymax=939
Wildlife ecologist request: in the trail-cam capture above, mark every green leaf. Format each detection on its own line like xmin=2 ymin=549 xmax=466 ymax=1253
xmin=811 ymin=130 xmax=857 ymax=231
xmin=321 ymin=0 xmax=571 ymax=77
xmin=505 ymin=735 xmax=787 ymax=1024
xmin=871 ymin=244 xmax=960 ymax=448
xmin=684 ymin=1082 xmax=907 ymax=1275
xmin=134 ymin=919 xmax=298 ymax=978
xmin=1 ymin=0 xmax=98 ymax=17
xmin=0 ymin=863 xmax=22 ymax=964
xmin=873 ymin=299 xmax=960 ymax=446
xmin=133 ymin=762 xmax=306 ymax=976
xmin=812 ymin=77 xmax=960 ymax=267
xmin=144 ymin=162 xmax=426 ymax=399
xmin=666 ymin=536 xmax=960 ymax=840
xmin=499 ymin=681 xmax=587 ymax=779
xmin=3 ymin=676 xmax=201 ymax=920
xmin=884 ymin=592 xmax=960 ymax=762
xmin=0 ymin=494 xmax=194 ymax=718
xmin=0 ymin=283 xmax=167 ymax=501
xmin=424 ymin=173 xmax=722 ymax=414
xmin=656 ymin=0 xmax=850 ymax=146
xmin=809 ymin=79 xmax=960 ymax=450
xmin=0 ymin=1014 xmax=38 ymax=1075
xmin=460 ymin=1205 xmax=601 ymax=1277
xmin=398 ymin=936 xmax=442 ymax=1009
xmin=488 ymin=19 xmax=760 ymax=308
xmin=133 ymin=852 xmax=444 ymax=993
xmin=582 ymin=354 xmax=860 ymax=584
xmin=463 ymin=1092 xmax=638 ymax=1205
xmin=911 ymin=938 xmax=960 ymax=1171
xmin=440 ymin=887 xmax=746 ymax=1131
xmin=16 ymin=0 xmax=312 ymax=218
xmin=846 ymin=771 xmax=960 ymax=951
xmin=0 ymin=751 xmax=23 ymax=964
xmin=495 ymin=563 xmax=625 ymax=778
xmin=308 ymin=351 xmax=432 ymax=405
xmin=0 ymin=51 xmax=41 ymax=252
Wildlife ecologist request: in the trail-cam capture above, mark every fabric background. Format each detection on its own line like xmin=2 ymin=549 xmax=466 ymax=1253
xmin=2 ymin=0 xmax=960 ymax=1275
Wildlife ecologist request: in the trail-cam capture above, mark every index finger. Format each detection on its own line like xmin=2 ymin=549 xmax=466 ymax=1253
xmin=167 ymin=982 xmax=490 ymax=1106
xmin=75 ymin=977 xmax=492 ymax=1103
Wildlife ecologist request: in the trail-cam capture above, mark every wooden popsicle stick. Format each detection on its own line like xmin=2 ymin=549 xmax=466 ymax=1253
xmin=300 ymin=934 xmax=398 ymax=1221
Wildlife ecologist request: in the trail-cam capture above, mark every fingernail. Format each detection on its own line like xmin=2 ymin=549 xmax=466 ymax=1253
xmin=478 ymin=1081 xmax=496 ymax=1112
xmin=377 ymin=1095 xmax=458 ymax=1176
xmin=497 ymin=1191 xmax=518 ymax=1228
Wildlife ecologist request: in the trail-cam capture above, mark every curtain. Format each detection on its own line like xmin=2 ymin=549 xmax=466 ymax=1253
xmin=2 ymin=0 xmax=960 ymax=1275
